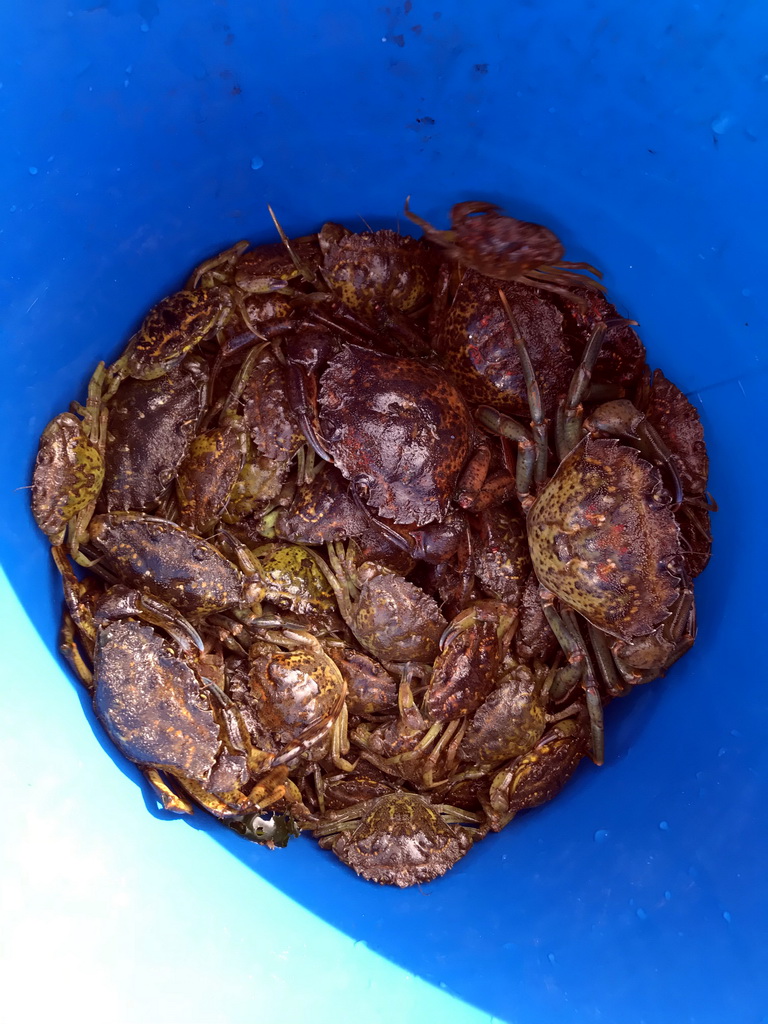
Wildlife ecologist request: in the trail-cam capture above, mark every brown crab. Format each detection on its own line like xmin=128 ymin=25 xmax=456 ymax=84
xmin=311 ymin=540 xmax=447 ymax=665
xmin=312 ymin=791 xmax=482 ymax=887
xmin=99 ymin=356 xmax=209 ymax=514
xmin=32 ymin=362 xmax=108 ymax=565
xmin=405 ymin=198 xmax=605 ymax=301
xmin=477 ymin=296 xmax=701 ymax=763
xmin=292 ymin=340 xmax=484 ymax=526
xmin=486 ymin=713 xmax=590 ymax=831
xmin=319 ymin=224 xmax=439 ymax=317
xmin=248 ymin=627 xmax=353 ymax=771
xmin=430 ymin=267 xmax=576 ymax=417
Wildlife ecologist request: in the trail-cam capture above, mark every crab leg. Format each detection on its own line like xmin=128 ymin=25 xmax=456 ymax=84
xmin=59 ymin=610 xmax=94 ymax=688
xmin=585 ymin=399 xmax=684 ymax=505
xmin=185 ymin=239 xmax=249 ymax=291
xmin=497 ymin=289 xmax=549 ymax=490
xmin=539 ymin=590 xmax=604 ymax=766
xmin=557 ymin=321 xmax=608 ymax=461
xmin=475 ymin=405 xmax=536 ymax=510
xmin=585 ymin=622 xmax=628 ymax=698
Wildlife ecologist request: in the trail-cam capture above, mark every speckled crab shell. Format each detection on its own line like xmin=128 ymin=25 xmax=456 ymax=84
xmin=527 ymin=436 xmax=682 ymax=640
xmin=318 ymin=345 xmax=474 ymax=526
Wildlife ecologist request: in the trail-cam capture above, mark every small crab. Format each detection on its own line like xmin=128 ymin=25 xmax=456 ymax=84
xmin=312 ymin=791 xmax=482 ymax=887
xmin=471 ymin=507 xmax=531 ymax=607
xmin=430 ymin=268 xmax=576 ymax=417
xmin=456 ymin=659 xmax=581 ymax=770
xmin=272 ymin=464 xmax=370 ymax=545
xmin=405 ymin=198 xmax=605 ymax=301
xmin=424 ymin=600 xmax=518 ymax=722
xmin=319 ymin=224 xmax=439 ymax=317
xmin=175 ymin=418 xmax=249 ymax=534
xmin=208 ymin=342 xmax=311 ymax=527
xmin=247 ymin=542 xmax=342 ymax=633
xmin=327 ymin=644 xmax=399 ymax=717
xmin=99 ymin=356 xmax=209 ymax=513
xmin=104 ymin=288 xmax=231 ymax=400
xmin=312 ymin=540 xmax=447 ymax=665
xmin=311 ymin=762 xmax=396 ymax=813
xmin=248 ymin=627 xmax=353 ymax=771
xmin=32 ymin=362 xmax=108 ymax=565
xmin=349 ymin=670 xmax=448 ymax=789
xmin=486 ymin=714 xmax=590 ymax=831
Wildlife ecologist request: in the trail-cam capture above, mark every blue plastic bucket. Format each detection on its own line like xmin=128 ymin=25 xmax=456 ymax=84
xmin=2 ymin=4 xmax=766 ymax=1022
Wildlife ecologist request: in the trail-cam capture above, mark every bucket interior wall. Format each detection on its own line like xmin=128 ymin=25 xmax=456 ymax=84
xmin=2 ymin=3 xmax=766 ymax=1022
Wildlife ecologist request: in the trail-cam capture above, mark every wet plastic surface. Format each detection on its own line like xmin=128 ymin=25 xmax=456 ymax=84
xmin=1 ymin=3 xmax=767 ymax=1022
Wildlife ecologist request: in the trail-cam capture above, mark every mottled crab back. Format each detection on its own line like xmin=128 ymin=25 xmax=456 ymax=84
xmin=318 ymin=345 xmax=474 ymax=525
xmin=527 ymin=437 xmax=682 ymax=639
xmin=450 ymin=201 xmax=565 ymax=278
xmin=333 ymin=792 xmax=474 ymax=887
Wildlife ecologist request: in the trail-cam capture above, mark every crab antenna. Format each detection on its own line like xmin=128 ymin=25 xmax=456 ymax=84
xmin=266 ymin=204 xmax=318 ymax=285
xmin=497 ymin=289 xmax=548 ymax=488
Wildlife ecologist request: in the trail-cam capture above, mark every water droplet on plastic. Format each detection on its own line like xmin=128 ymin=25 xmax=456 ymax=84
xmin=140 ymin=20 xmax=150 ymax=32
xmin=722 ymin=910 xmax=732 ymax=923
xmin=636 ymin=907 xmax=648 ymax=921
xmin=250 ymin=156 xmax=264 ymax=171
xmin=594 ymin=829 xmax=610 ymax=843
xmin=547 ymin=952 xmax=556 ymax=964
xmin=439 ymin=981 xmax=448 ymax=989
xmin=664 ymin=890 xmax=672 ymax=901
xmin=711 ymin=114 xmax=732 ymax=135
xmin=28 ymin=166 xmax=38 ymax=175
xmin=659 ymin=820 xmax=669 ymax=831
xmin=741 ymin=289 xmax=751 ymax=298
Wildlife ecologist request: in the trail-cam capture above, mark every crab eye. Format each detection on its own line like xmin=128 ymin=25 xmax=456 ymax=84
xmin=351 ymin=474 xmax=373 ymax=502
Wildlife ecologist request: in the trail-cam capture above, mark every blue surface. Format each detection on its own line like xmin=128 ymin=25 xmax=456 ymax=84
xmin=1 ymin=3 xmax=767 ymax=1022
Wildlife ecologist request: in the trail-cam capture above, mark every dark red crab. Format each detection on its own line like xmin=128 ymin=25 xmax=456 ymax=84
xmin=405 ymin=198 xmax=605 ymax=301
xmin=430 ymin=267 xmax=575 ymax=417
xmin=287 ymin=335 xmax=492 ymax=527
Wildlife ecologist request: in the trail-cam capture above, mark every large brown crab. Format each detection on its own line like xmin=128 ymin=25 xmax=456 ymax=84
xmin=478 ymin=295 xmax=698 ymax=764
xmin=283 ymin=329 xmax=498 ymax=527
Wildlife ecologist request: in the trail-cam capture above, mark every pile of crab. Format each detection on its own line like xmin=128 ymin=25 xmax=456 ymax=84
xmin=31 ymin=200 xmax=713 ymax=887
